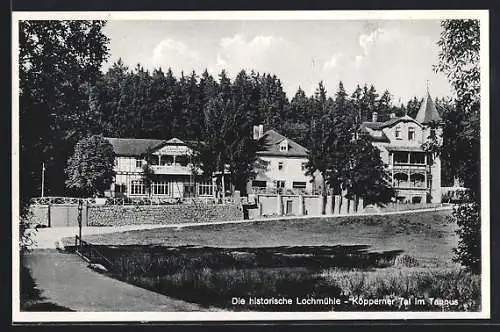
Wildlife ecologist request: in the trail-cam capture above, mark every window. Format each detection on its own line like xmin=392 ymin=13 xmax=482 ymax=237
xmin=276 ymin=180 xmax=285 ymax=188
xmin=412 ymin=196 xmax=422 ymax=204
xmin=394 ymin=151 xmax=409 ymax=164
xmin=408 ymin=127 xmax=415 ymax=140
xmin=279 ymin=140 xmax=288 ymax=152
xmin=135 ymin=158 xmax=143 ymax=168
xmin=198 ymin=180 xmax=214 ymax=196
xmin=114 ymin=158 xmax=118 ymax=167
xmin=252 ymin=180 xmax=267 ymax=188
xmin=395 ymin=126 xmax=401 ymax=139
xmin=278 ymin=162 xmax=284 ymax=170
xmin=114 ymin=184 xmax=126 ymax=193
xmin=410 ymin=152 xmax=425 ymax=164
xmin=130 ymin=180 xmax=145 ymax=195
xmin=292 ymin=182 xmax=306 ymax=189
xmin=301 ymin=162 xmax=307 ymax=171
xmin=152 ymin=181 xmax=169 ymax=195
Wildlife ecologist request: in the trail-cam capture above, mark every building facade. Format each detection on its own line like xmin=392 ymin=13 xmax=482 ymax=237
xmin=104 ymin=129 xmax=314 ymax=199
xmin=248 ymin=126 xmax=315 ymax=195
xmin=104 ymin=137 xmax=214 ymax=199
xmin=360 ymin=90 xmax=443 ymax=203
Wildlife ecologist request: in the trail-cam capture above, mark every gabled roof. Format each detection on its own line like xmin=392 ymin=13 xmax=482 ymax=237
xmin=360 ymin=123 xmax=390 ymax=142
xmin=415 ymin=90 xmax=442 ymax=124
xmin=381 ymin=115 xmax=422 ymax=128
xmin=257 ymin=129 xmax=309 ymax=157
xmin=104 ymin=137 xmax=166 ymax=156
xmin=164 ymin=137 xmax=185 ymax=145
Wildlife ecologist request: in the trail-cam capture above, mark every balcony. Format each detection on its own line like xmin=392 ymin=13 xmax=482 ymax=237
xmin=393 ymin=182 xmax=428 ymax=190
xmin=151 ymin=164 xmax=194 ymax=175
xmin=390 ymin=165 xmax=431 ymax=172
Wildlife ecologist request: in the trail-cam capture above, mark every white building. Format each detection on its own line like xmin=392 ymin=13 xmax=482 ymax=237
xmin=360 ymin=89 xmax=443 ymax=203
xmin=248 ymin=126 xmax=315 ymax=195
xmin=104 ymin=137 xmax=214 ymax=199
xmin=104 ymin=128 xmax=314 ymax=199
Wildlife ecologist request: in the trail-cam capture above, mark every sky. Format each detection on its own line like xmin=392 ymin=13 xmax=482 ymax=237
xmin=101 ymin=19 xmax=454 ymax=104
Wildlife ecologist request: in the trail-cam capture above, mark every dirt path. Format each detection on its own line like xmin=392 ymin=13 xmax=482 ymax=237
xmin=22 ymin=249 xmax=208 ymax=312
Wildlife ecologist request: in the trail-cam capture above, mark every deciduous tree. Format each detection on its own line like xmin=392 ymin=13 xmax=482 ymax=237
xmin=65 ymin=135 xmax=116 ymax=197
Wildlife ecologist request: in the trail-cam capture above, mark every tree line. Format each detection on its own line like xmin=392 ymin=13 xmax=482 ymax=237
xmin=20 ymin=20 xmax=462 ymax=206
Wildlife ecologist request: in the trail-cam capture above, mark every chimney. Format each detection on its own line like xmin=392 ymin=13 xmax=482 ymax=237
xmin=390 ymin=112 xmax=396 ymax=119
xmin=253 ymin=124 xmax=264 ymax=140
xmin=372 ymin=112 xmax=378 ymax=122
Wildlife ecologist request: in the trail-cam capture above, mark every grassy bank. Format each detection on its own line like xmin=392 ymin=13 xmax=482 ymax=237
xmin=78 ymin=243 xmax=479 ymax=312
xmin=77 ymin=210 xmax=456 ymax=267
xmin=67 ymin=209 xmax=479 ymax=311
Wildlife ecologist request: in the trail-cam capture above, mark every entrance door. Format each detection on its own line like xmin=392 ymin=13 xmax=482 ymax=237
xmin=286 ymin=200 xmax=293 ymax=215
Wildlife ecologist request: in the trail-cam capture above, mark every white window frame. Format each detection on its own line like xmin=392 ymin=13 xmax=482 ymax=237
xmin=135 ymin=158 xmax=143 ymax=168
xmin=276 ymin=180 xmax=285 ymax=188
xmin=395 ymin=126 xmax=402 ymax=139
xmin=279 ymin=140 xmax=288 ymax=152
xmin=408 ymin=127 xmax=416 ymax=141
xmin=198 ymin=180 xmax=214 ymax=196
xmin=130 ymin=180 xmax=146 ymax=195
xmin=152 ymin=180 xmax=169 ymax=196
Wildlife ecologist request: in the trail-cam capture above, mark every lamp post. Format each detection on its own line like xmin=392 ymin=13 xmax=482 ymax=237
xmin=41 ymin=162 xmax=46 ymax=197
xmin=77 ymin=199 xmax=83 ymax=251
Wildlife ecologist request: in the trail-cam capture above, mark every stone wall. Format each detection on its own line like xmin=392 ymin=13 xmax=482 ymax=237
xmin=87 ymin=204 xmax=243 ymax=226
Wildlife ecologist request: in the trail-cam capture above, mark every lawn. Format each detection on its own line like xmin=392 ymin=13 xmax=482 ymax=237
xmin=64 ymin=209 xmax=480 ymax=311
xmin=79 ymin=210 xmax=457 ymax=267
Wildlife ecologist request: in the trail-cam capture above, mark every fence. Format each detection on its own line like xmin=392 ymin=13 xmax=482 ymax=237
xmin=29 ymin=203 xmax=84 ymax=227
xmin=252 ymin=194 xmax=364 ymax=218
xmin=29 ymin=196 xmax=243 ymax=206
xmin=74 ymin=235 xmax=114 ymax=271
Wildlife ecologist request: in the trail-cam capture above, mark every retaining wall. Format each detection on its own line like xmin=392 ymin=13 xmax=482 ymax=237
xmin=87 ymin=204 xmax=244 ymax=226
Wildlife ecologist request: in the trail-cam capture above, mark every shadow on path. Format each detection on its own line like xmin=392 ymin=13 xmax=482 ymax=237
xmin=21 ymin=249 xmax=207 ymax=312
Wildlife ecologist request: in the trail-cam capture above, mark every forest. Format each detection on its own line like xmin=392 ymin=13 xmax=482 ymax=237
xmin=19 ymin=20 xmax=460 ymax=205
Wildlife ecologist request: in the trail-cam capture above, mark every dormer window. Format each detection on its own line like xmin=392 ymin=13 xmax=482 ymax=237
xmin=408 ymin=127 xmax=415 ymax=141
xmin=395 ymin=126 xmax=401 ymax=139
xmin=279 ymin=140 xmax=288 ymax=152
xmin=135 ymin=158 xmax=143 ymax=168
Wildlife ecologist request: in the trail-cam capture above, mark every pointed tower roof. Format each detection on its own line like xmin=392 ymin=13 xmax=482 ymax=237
xmin=415 ymin=87 xmax=442 ymax=124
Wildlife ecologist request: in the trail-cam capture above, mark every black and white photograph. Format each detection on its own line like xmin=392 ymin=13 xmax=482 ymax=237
xmin=12 ymin=10 xmax=490 ymax=322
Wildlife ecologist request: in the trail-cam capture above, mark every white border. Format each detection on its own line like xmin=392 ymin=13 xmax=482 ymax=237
xmin=12 ymin=9 xmax=490 ymax=322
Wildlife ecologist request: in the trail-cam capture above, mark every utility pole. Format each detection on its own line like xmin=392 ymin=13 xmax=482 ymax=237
xmin=41 ymin=162 xmax=46 ymax=197
xmin=78 ymin=199 xmax=83 ymax=251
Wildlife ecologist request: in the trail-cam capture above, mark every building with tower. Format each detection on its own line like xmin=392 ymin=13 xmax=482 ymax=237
xmin=360 ymin=88 xmax=443 ymax=203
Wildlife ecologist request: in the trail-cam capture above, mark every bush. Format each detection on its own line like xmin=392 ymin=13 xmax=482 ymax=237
xmin=449 ymin=203 xmax=480 ymax=273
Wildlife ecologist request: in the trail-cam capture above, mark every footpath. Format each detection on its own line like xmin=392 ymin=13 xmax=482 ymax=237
xmin=23 ymin=249 xmax=207 ymax=312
